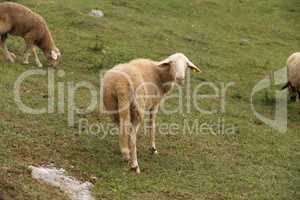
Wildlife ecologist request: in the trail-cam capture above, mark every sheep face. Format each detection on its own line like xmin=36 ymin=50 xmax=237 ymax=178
xmin=288 ymin=85 xmax=298 ymax=102
xmin=46 ymin=47 xmax=61 ymax=66
xmin=159 ymin=53 xmax=201 ymax=85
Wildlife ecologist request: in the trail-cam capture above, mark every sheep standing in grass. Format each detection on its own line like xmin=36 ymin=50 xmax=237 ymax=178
xmin=0 ymin=2 xmax=61 ymax=67
xmin=102 ymin=53 xmax=202 ymax=173
xmin=282 ymin=52 xmax=300 ymax=101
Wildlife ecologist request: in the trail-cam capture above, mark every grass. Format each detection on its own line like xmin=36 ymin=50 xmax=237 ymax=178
xmin=0 ymin=0 xmax=300 ymax=199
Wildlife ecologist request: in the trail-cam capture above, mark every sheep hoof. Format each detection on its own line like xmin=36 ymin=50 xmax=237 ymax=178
xmin=131 ymin=166 xmax=141 ymax=174
xmin=122 ymin=155 xmax=131 ymax=162
xmin=122 ymin=152 xmax=131 ymax=162
xmin=149 ymin=147 xmax=158 ymax=155
xmin=23 ymin=60 xmax=29 ymax=65
xmin=37 ymin=63 xmax=43 ymax=68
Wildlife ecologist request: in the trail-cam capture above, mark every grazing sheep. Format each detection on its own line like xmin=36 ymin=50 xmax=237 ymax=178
xmin=0 ymin=2 xmax=61 ymax=67
xmin=102 ymin=53 xmax=202 ymax=173
xmin=282 ymin=52 xmax=300 ymax=101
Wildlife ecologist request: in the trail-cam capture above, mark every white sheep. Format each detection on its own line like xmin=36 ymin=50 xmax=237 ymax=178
xmin=102 ymin=53 xmax=202 ymax=173
xmin=0 ymin=2 xmax=61 ymax=67
xmin=282 ymin=52 xmax=300 ymax=101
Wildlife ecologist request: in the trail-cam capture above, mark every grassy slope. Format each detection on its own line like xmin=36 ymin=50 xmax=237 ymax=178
xmin=0 ymin=0 xmax=300 ymax=199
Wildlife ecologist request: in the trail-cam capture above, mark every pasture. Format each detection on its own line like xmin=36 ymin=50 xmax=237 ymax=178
xmin=0 ymin=0 xmax=299 ymax=199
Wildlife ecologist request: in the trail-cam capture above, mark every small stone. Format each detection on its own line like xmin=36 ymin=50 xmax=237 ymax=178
xmin=240 ymin=38 xmax=250 ymax=45
xmin=89 ymin=10 xmax=104 ymax=18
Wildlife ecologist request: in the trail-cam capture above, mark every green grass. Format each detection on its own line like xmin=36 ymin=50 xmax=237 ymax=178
xmin=0 ymin=0 xmax=300 ymax=199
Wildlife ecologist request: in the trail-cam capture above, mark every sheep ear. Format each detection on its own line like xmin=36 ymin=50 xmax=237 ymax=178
xmin=51 ymin=50 xmax=59 ymax=60
xmin=187 ymin=60 xmax=202 ymax=73
xmin=158 ymin=59 xmax=171 ymax=67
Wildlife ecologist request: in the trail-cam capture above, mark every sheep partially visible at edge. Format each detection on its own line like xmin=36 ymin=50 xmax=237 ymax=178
xmin=102 ymin=53 xmax=202 ymax=174
xmin=282 ymin=52 xmax=300 ymax=101
xmin=0 ymin=2 xmax=61 ymax=67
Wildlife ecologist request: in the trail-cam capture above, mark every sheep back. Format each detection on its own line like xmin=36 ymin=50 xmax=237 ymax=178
xmin=0 ymin=2 xmax=48 ymax=38
xmin=103 ymin=62 xmax=148 ymax=124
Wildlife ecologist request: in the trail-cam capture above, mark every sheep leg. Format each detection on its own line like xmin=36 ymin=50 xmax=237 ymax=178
xmin=297 ymin=92 xmax=300 ymax=103
xmin=149 ymin=107 xmax=158 ymax=154
xmin=0 ymin=35 xmax=3 ymax=51
xmin=23 ymin=44 xmax=32 ymax=65
xmin=32 ymin=47 xmax=43 ymax=68
xmin=130 ymin=124 xmax=140 ymax=174
xmin=1 ymin=34 xmax=16 ymax=59
xmin=24 ymin=46 xmax=42 ymax=68
xmin=0 ymin=34 xmax=15 ymax=63
xmin=23 ymin=32 xmax=42 ymax=67
xmin=4 ymin=44 xmax=15 ymax=63
xmin=119 ymin=108 xmax=131 ymax=162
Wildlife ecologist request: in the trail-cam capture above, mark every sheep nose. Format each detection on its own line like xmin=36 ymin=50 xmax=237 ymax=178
xmin=176 ymin=77 xmax=185 ymax=85
xmin=50 ymin=60 xmax=59 ymax=67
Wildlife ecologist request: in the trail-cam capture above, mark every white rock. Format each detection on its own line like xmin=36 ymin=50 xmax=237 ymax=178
xmin=29 ymin=166 xmax=95 ymax=200
xmin=240 ymin=38 xmax=250 ymax=45
xmin=89 ymin=10 xmax=104 ymax=18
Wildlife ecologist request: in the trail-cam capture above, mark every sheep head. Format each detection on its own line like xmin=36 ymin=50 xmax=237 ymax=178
xmin=287 ymin=84 xmax=299 ymax=102
xmin=46 ymin=47 xmax=61 ymax=66
xmin=158 ymin=53 xmax=201 ymax=85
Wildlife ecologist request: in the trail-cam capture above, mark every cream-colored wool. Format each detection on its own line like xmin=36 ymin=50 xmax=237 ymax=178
xmin=0 ymin=2 xmax=61 ymax=67
xmin=102 ymin=53 xmax=201 ymax=173
xmin=283 ymin=52 xmax=300 ymax=101
xmin=287 ymin=53 xmax=300 ymax=90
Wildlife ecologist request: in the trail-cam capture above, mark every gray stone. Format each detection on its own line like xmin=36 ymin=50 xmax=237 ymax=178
xmin=240 ymin=38 xmax=250 ymax=45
